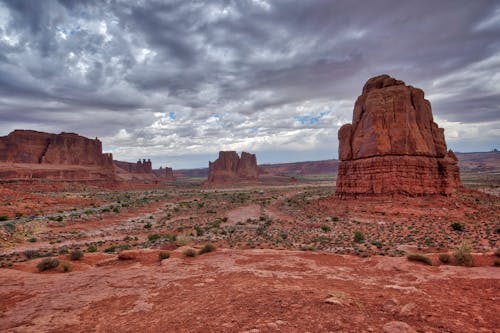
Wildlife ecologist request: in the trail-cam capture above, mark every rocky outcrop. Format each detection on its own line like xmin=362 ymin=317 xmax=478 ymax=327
xmin=114 ymin=159 xmax=152 ymax=174
xmin=336 ymin=75 xmax=461 ymax=196
xmin=152 ymin=166 xmax=175 ymax=181
xmin=207 ymin=151 xmax=258 ymax=183
xmin=0 ymin=130 xmax=113 ymax=167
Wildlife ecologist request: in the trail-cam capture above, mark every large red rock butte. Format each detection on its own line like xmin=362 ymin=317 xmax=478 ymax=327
xmin=0 ymin=130 xmax=113 ymax=166
xmin=207 ymin=151 xmax=258 ymax=183
xmin=336 ymin=75 xmax=461 ymax=196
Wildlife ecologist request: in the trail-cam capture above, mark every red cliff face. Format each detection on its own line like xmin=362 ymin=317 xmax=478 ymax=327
xmin=207 ymin=151 xmax=258 ymax=183
xmin=336 ymin=75 xmax=461 ymax=196
xmin=0 ymin=130 xmax=113 ymax=167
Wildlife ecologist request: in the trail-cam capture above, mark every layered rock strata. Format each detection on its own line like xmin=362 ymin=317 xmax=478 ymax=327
xmin=0 ymin=130 xmax=113 ymax=166
xmin=336 ymin=75 xmax=461 ymax=196
xmin=207 ymin=151 xmax=258 ymax=183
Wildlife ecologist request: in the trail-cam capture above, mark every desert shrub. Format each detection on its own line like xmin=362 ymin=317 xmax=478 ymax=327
xmin=144 ymin=222 xmax=152 ymax=229
xmin=320 ymin=224 xmax=331 ymax=232
xmin=15 ymin=212 xmax=22 ymax=219
xmin=55 ymin=216 xmax=63 ymax=222
xmin=438 ymin=253 xmax=450 ymax=264
xmin=194 ymin=225 xmax=204 ymax=236
xmin=453 ymin=241 xmax=473 ymax=267
xmin=407 ymin=253 xmax=433 ymax=265
xmin=28 ymin=237 xmax=37 ymax=243
xmin=451 ymin=222 xmax=465 ymax=232
xmin=198 ymin=243 xmax=216 ymax=255
xmin=37 ymin=258 xmax=59 ymax=271
xmin=331 ymin=216 xmax=339 ymax=222
xmin=159 ymin=251 xmax=170 ymax=260
xmin=69 ymin=249 xmax=84 ymax=261
xmin=24 ymin=249 xmax=40 ymax=259
xmin=147 ymin=234 xmax=161 ymax=242
xmin=0 ymin=215 xmax=8 ymax=221
xmin=59 ymin=247 xmax=69 ymax=254
xmin=62 ymin=262 xmax=71 ymax=272
xmin=112 ymin=207 xmax=120 ymax=213
xmin=3 ymin=222 xmax=15 ymax=231
xmin=353 ymin=231 xmax=364 ymax=243
xmin=183 ymin=248 xmax=197 ymax=257
xmin=86 ymin=245 xmax=98 ymax=253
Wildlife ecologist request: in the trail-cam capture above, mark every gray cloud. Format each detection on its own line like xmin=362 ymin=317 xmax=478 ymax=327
xmin=0 ymin=0 xmax=498 ymax=168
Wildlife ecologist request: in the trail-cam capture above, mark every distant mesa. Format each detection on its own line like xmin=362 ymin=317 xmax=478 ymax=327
xmin=115 ymin=159 xmax=152 ymax=174
xmin=336 ymin=74 xmax=461 ymax=196
xmin=153 ymin=166 xmax=176 ymax=181
xmin=207 ymin=151 xmax=258 ymax=183
xmin=0 ymin=129 xmax=175 ymax=183
xmin=0 ymin=129 xmax=113 ymax=167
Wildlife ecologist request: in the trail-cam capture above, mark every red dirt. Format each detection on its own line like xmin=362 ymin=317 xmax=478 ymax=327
xmin=0 ymin=249 xmax=498 ymax=332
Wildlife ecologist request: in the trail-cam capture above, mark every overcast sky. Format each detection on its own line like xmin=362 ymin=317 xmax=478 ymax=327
xmin=0 ymin=0 xmax=499 ymax=168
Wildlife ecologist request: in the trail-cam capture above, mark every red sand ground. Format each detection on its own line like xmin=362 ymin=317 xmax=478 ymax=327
xmin=0 ymin=249 xmax=498 ymax=333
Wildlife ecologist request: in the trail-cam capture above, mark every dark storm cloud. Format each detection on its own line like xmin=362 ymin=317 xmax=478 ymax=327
xmin=0 ymin=0 xmax=499 ymax=168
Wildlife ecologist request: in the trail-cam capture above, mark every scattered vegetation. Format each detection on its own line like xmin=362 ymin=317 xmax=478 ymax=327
xmin=438 ymin=253 xmax=450 ymax=264
xmin=69 ymin=249 xmax=84 ymax=261
xmin=353 ymin=231 xmax=364 ymax=243
xmin=407 ymin=253 xmax=433 ymax=265
xmin=451 ymin=222 xmax=465 ymax=232
xmin=86 ymin=245 xmax=98 ymax=253
xmin=159 ymin=251 xmax=170 ymax=260
xmin=198 ymin=243 xmax=216 ymax=255
xmin=183 ymin=248 xmax=197 ymax=257
xmin=37 ymin=258 xmax=59 ymax=271
xmin=24 ymin=249 xmax=40 ymax=259
xmin=62 ymin=262 xmax=71 ymax=272
xmin=0 ymin=215 xmax=8 ymax=221
xmin=453 ymin=241 xmax=473 ymax=267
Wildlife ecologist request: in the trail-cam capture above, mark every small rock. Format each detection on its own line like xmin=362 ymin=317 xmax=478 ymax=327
xmin=383 ymin=321 xmax=417 ymax=333
xmin=399 ymin=302 xmax=417 ymax=316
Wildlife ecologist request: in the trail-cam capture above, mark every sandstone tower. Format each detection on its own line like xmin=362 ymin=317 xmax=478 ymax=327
xmin=336 ymin=75 xmax=461 ymax=196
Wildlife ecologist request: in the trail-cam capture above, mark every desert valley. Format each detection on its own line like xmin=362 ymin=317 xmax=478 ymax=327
xmin=0 ymin=75 xmax=498 ymax=333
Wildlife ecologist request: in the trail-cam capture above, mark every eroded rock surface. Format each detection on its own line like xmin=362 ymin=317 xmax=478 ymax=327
xmin=336 ymin=75 xmax=461 ymax=196
xmin=207 ymin=151 xmax=258 ymax=183
xmin=0 ymin=130 xmax=113 ymax=166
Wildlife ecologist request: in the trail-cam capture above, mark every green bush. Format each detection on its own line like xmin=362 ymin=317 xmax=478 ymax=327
xmin=28 ymin=237 xmax=37 ymax=243
xmin=453 ymin=241 xmax=473 ymax=267
xmin=0 ymin=215 xmax=8 ymax=221
xmin=183 ymin=248 xmax=197 ymax=257
xmin=451 ymin=222 xmax=465 ymax=232
xmin=407 ymin=253 xmax=433 ymax=265
xmin=37 ymin=258 xmax=59 ymax=271
xmin=24 ymin=249 xmax=40 ymax=259
xmin=198 ymin=243 xmax=216 ymax=255
xmin=320 ymin=224 xmax=331 ymax=232
xmin=438 ymin=253 xmax=450 ymax=264
xmin=147 ymin=234 xmax=161 ymax=242
xmin=86 ymin=245 xmax=98 ymax=253
xmin=159 ymin=251 xmax=170 ymax=260
xmin=69 ymin=249 xmax=84 ymax=261
xmin=353 ymin=231 xmax=364 ymax=243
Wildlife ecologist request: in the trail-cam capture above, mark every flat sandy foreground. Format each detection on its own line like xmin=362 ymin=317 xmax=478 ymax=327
xmin=0 ymin=248 xmax=498 ymax=333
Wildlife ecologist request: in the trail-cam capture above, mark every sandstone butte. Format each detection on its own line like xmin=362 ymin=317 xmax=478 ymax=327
xmin=0 ymin=129 xmax=175 ymax=182
xmin=207 ymin=151 xmax=258 ymax=183
xmin=0 ymin=129 xmax=113 ymax=166
xmin=336 ymin=74 xmax=461 ymax=196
